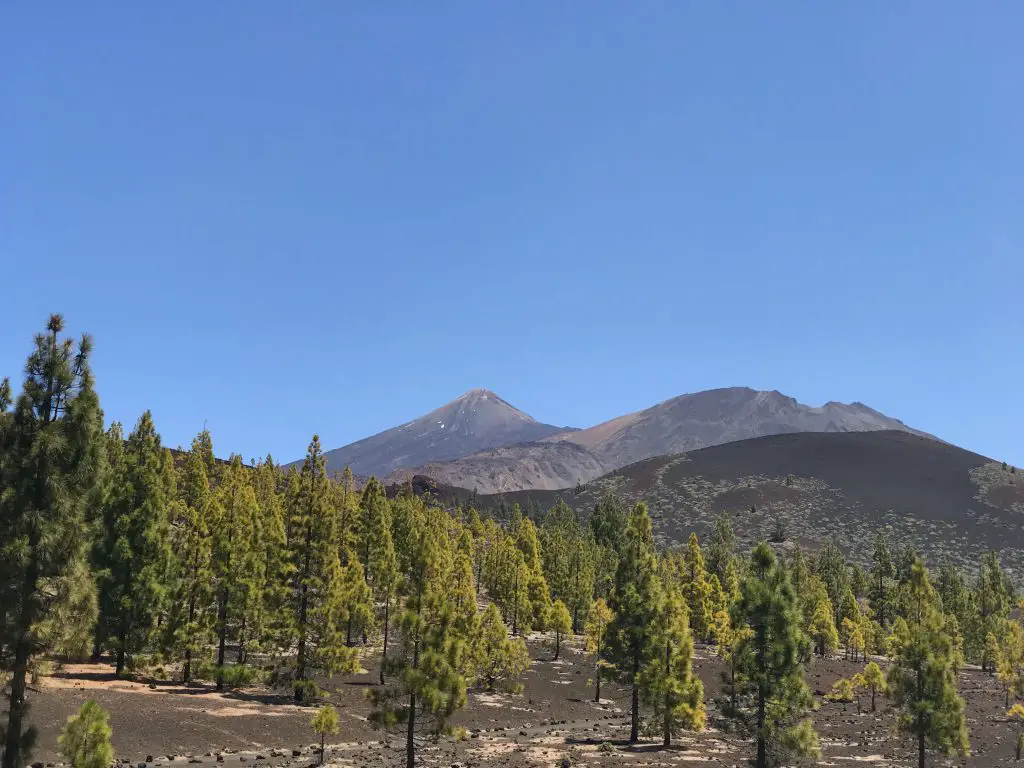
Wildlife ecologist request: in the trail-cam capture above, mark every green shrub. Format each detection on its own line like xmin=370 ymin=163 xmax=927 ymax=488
xmin=59 ymin=701 xmax=115 ymax=768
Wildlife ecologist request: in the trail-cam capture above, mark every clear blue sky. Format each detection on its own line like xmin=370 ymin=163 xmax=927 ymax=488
xmin=3 ymin=2 xmax=1021 ymax=466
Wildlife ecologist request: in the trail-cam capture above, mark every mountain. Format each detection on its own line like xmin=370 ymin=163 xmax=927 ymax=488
xmin=305 ymin=389 xmax=572 ymax=477
xmin=486 ymin=430 xmax=1024 ymax=575
xmin=547 ymin=386 xmax=935 ymax=468
xmin=393 ymin=387 xmax=934 ymax=493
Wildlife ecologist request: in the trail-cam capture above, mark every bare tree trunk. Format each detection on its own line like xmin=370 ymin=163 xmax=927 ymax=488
xmin=380 ymin=595 xmax=390 ymax=685
xmin=630 ymin=653 xmax=640 ymax=743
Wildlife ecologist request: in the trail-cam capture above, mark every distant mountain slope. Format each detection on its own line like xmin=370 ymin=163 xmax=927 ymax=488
xmin=385 ymin=440 xmax=609 ymax=494
xmin=488 ymin=430 xmax=1024 ymax=574
xmin=549 ymin=386 xmax=935 ymax=469
xmin=399 ymin=387 xmax=934 ymax=493
xmin=302 ymin=389 xmax=572 ymax=477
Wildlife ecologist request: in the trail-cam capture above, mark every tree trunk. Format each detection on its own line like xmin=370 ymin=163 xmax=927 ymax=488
xmin=238 ymin=616 xmax=247 ymax=664
xmin=406 ymin=690 xmax=416 ymax=768
xmin=183 ymin=592 xmax=197 ymax=684
xmin=2 ymin=550 xmax=39 ymax=768
xmin=877 ymin=573 xmax=886 ymax=628
xmin=630 ymin=653 xmax=640 ymax=743
xmin=756 ymin=680 xmax=767 ymax=768
xmin=871 ymin=688 xmax=876 ymax=712
xmin=917 ymin=663 xmax=926 ymax=768
xmin=216 ymin=587 xmax=229 ymax=691
xmin=116 ymin=613 xmax=129 ymax=677
xmin=511 ymin=571 xmax=520 ymax=636
xmin=554 ymin=632 xmax=560 ymax=661
xmin=380 ymin=596 xmax=390 ymax=685
xmin=319 ymin=734 xmax=325 ymax=765
xmin=663 ymin=639 xmax=672 ymax=747
xmin=295 ymin=520 xmax=313 ymax=702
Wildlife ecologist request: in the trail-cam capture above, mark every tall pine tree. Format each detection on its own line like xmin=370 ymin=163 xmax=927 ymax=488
xmin=163 ymin=431 xmax=215 ymax=684
xmin=887 ymin=559 xmax=968 ymax=768
xmin=1 ymin=316 xmax=104 ymax=768
xmin=287 ymin=437 xmax=357 ymax=701
xmin=369 ymin=522 xmax=467 ymax=768
xmin=211 ymin=457 xmax=259 ymax=689
xmin=639 ymin=586 xmax=705 ymax=746
xmin=607 ymin=502 xmax=662 ymax=743
xmin=95 ymin=413 xmax=173 ymax=677
xmin=727 ymin=542 xmax=818 ymax=768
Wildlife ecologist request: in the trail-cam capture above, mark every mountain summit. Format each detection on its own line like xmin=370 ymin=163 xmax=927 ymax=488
xmin=312 ymin=389 xmax=570 ymax=477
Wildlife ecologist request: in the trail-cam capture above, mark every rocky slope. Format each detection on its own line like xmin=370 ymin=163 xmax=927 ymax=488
xmin=384 ymin=440 xmax=608 ymax=494
xmin=303 ymin=389 xmax=571 ymax=477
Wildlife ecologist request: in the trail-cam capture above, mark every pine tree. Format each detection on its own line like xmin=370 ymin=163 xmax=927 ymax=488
xmin=287 ymin=437 xmax=358 ymax=702
xmin=310 ymin=705 xmax=339 ymax=765
xmin=806 ymin=577 xmax=839 ymax=658
xmin=887 ymin=559 xmax=968 ymax=768
xmin=859 ymin=661 xmax=887 ymax=712
xmin=95 ymin=413 xmax=173 ymax=678
xmin=465 ymin=604 xmax=530 ymax=693
xmin=163 ymin=432 xmax=215 ymax=684
xmin=815 ymin=538 xmax=850 ymax=625
xmin=58 ymin=701 xmax=114 ymax=768
xmin=727 ymin=542 xmax=818 ymax=768
xmin=838 ymin=588 xmax=861 ymax=659
xmin=681 ymin=533 xmax=714 ymax=641
xmin=1 ymin=316 xmax=104 ymax=768
xmin=251 ymin=456 xmax=291 ymax=661
xmin=976 ymin=551 xmax=1013 ymax=672
xmin=211 ymin=457 xmax=259 ymax=689
xmin=589 ymin=494 xmax=626 ymax=552
xmin=787 ymin=547 xmax=811 ymax=617
xmin=371 ymin=509 xmax=400 ymax=684
xmin=547 ymin=600 xmax=572 ymax=661
xmin=368 ymin=524 xmax=467 ymax=768
xmin=32 ymin=556 xmax=98 ymax=663
xmin=607 ymin=502 xmax=663 ymax=743
xmin=935 ymin=562 xmax=977 ymax=661
xmin=850 ymin=563 xmax=869 ymax=599
xmin=639 ymin=587 xmax=705 ymax=746
xmin=516 ymin=518 xmax=551 ymax=630
xmin=358 ymin=478 xmax=389 ymax=574
xmin=584 ymin=598 xmax=613 ymax=703
xmin=870 ymin=530 xmax=895 ymax=628
xmin=540 ymin=502 xmax=595 ymax=632
xmin=1009 ymin=703 xmax=1024 ymax=761
xmin=707 ymin=514 xmax=737 ymax=588
xmin=449 ymin=530 xmax=477 ymax=636
xmin=825 ymin=677 xmax=856 ymax=708
xmin=996 ymin=620 xmax=1024 ymax=708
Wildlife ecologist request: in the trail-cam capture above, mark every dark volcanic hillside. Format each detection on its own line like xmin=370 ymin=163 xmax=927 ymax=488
xmin=488 ymin=431 xmax=1024 ymax=575
xmin=304 ymin=389 xmax=571 ymax=477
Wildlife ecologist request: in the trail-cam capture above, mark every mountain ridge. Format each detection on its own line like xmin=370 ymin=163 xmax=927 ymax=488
xmin=302 ymin=386 xmax=939 ymax=492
